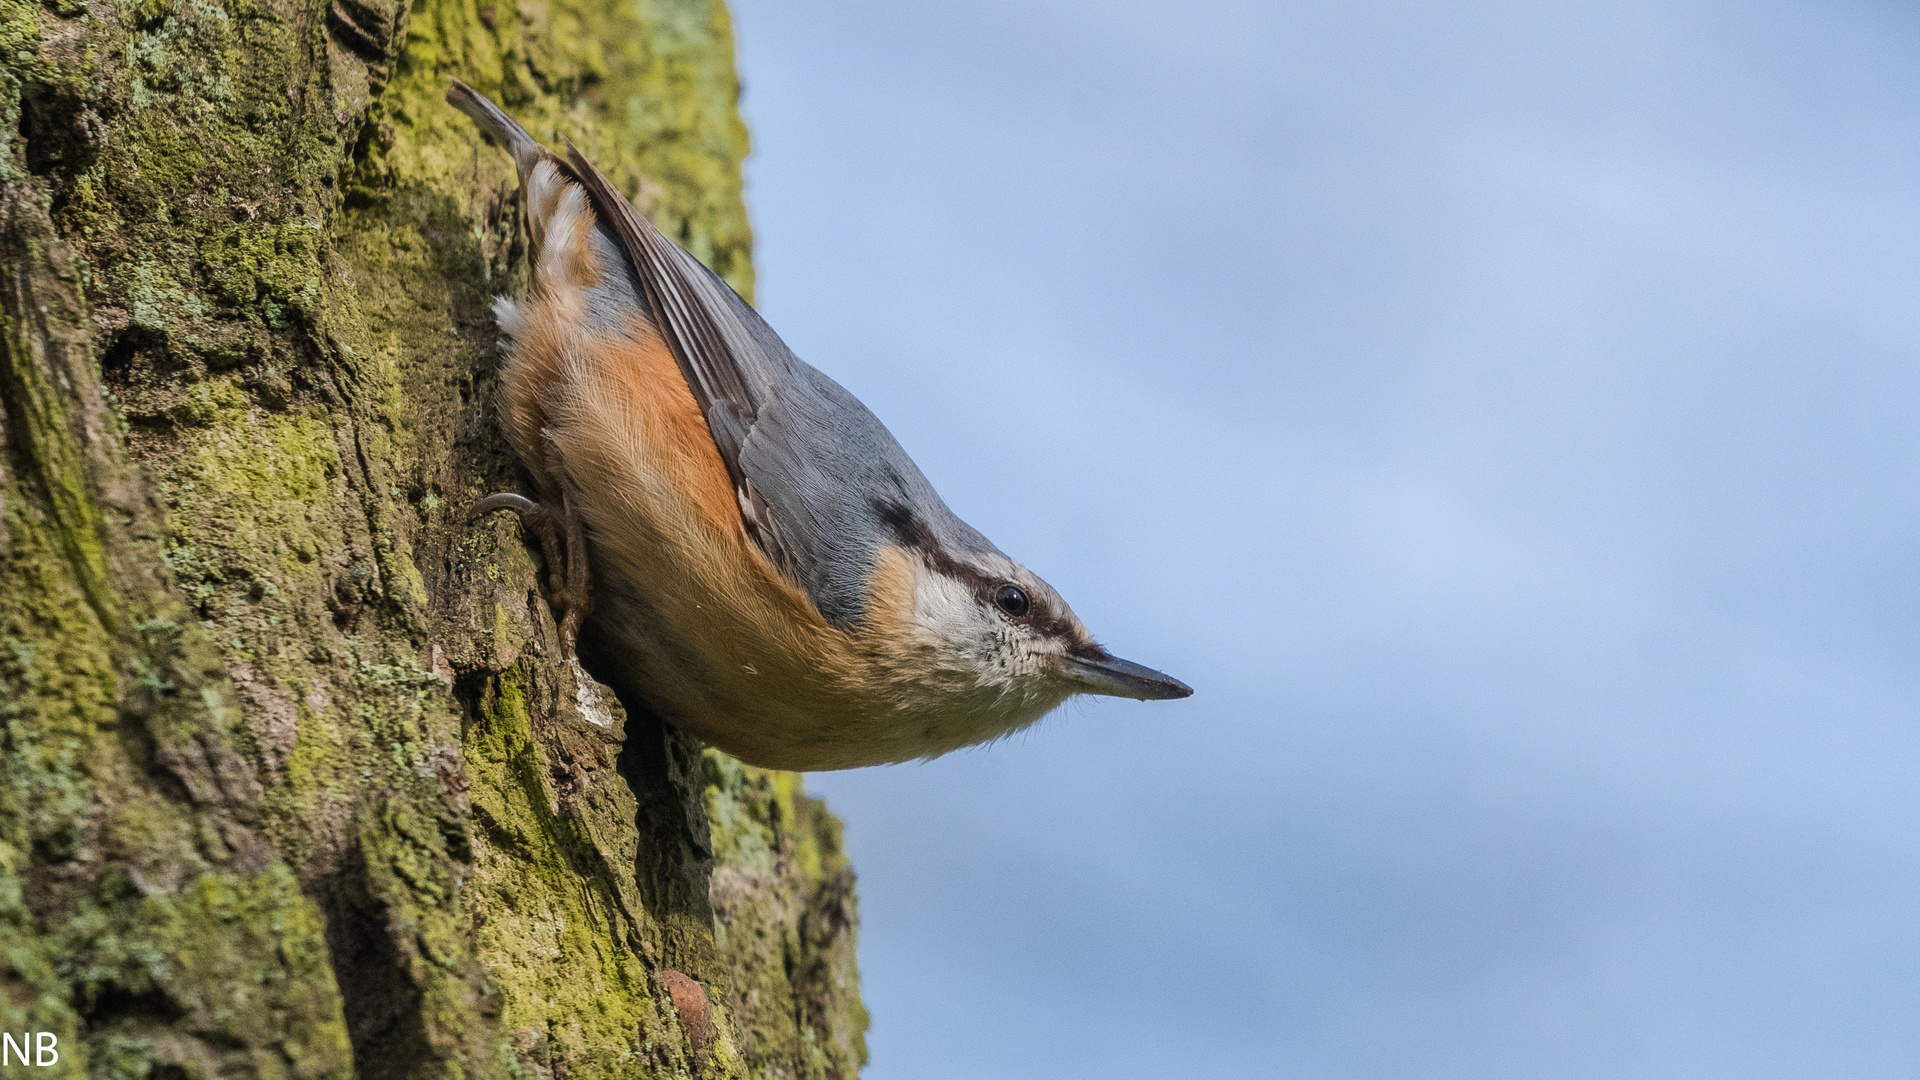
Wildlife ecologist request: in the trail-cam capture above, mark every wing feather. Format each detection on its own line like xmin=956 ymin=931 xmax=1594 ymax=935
xmin=559 ymin=141 xmax=797 ymax=577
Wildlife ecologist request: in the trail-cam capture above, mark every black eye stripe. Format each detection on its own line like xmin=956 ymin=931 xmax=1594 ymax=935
xmin=992 ymin=584 xmax=1031 ymax=618
xmin=868 ymin=500 xmax=1059 ymax=631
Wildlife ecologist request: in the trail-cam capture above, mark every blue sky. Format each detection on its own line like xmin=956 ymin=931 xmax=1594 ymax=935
xmin=724 ymin=2 xmax=1920 ymax=1076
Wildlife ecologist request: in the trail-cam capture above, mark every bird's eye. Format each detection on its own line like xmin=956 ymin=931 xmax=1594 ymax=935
xmin=992 ymin=584 xmax=1030 ymax=618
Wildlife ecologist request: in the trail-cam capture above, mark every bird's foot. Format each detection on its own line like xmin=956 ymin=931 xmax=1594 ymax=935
xmin=471 ymin=492 xmax=593 ymax=655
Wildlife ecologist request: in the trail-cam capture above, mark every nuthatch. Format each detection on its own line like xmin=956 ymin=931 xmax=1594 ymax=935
xmin=450 ymin=81 xmax=1191 ymax=771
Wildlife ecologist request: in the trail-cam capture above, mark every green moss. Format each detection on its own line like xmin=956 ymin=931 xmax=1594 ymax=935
xmin=461 ymin=665 xmax=715 ymax=1080
xmin=704 ymin=756 xmax=868 ymax=1078
xmin=159 ymin=393 xmax=343 ymax=628
xmin=0 ymin=250 xmax=119 ymax=635
xmin=197 ymin=220 xmax=325 ymax=311
xmin=349 ymin=796 xmax=502 ymax=1079
xmin=60 ymin=864 xmax=353 ymax=1080
xmin=361 ymin=0 xmax=755 ymax=299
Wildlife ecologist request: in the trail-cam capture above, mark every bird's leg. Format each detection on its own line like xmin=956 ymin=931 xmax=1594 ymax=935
xmin=471 ymin=491 xmax=587 ymax=653
xmin=556 ymin=488 xmax=593 ymax=655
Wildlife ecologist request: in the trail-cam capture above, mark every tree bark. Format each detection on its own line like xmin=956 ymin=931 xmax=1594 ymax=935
xmin=0 ymin=0 xmax=869 ymax=1076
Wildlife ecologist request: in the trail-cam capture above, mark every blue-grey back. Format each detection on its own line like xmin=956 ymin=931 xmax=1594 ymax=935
xmin=699 ymin=260 xmax=1004 ymax=626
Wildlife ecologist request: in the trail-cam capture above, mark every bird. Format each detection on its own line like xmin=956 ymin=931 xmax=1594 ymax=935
xmin=448 ymin=79 xmax=1190 ymax=771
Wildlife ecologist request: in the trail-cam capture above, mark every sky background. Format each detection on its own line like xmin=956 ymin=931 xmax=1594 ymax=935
xmin=722 ymin=2 xmax=1920 ymax=1076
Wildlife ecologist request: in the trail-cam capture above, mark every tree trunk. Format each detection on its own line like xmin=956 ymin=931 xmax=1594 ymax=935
xmin=0 ymin=0 xmax=869 ymax=1076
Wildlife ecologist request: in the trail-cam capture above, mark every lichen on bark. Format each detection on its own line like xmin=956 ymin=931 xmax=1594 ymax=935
xmin=0 ymin=0 xmax=868 ymax=1074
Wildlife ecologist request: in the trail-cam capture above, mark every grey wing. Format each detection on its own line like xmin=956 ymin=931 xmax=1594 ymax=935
xmin=560 ymin=144 xmax=793 ymax=568
xmin=560 ymin=144 xmax=999 ymax=626
xmin=735 ymin=359 xmax=1003 ymax=626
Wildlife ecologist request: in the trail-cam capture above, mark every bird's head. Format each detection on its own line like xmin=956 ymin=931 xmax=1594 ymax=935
xmin=866 ymin=502 xmax=1190 ymax=740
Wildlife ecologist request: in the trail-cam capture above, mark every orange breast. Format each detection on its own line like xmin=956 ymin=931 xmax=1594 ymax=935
xmin=553 ymin=315 xmax=858 ymax=712
xmin=586 ymin=321 xmax=743 ymax=537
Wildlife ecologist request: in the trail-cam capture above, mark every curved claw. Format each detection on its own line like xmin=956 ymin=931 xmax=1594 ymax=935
xmin=470 ymin=492 xmax=539 ymax=520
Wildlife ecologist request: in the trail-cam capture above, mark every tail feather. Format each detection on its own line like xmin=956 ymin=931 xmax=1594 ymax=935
xmin=448 ymin=77 xmax=582 ymax=254
xmin=446 ymin=78 xmax=549 ymax=184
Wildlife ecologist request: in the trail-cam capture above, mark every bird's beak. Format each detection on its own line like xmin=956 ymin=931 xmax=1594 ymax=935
xmin=1058 ymin=650 xmax=1193 ymax=701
